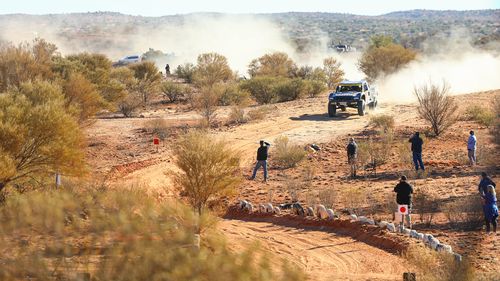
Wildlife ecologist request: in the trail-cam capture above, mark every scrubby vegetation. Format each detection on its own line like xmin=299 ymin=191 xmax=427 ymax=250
xmin=273 ymin=136 xmax=307 ymax=169
xmin=0 ymin=186 xmax=305 ymax=281
xmin=414 ymin=81 xmax=458 ymax=136
xmin=358 ymin=35 xmax=416 ymax=82
xmin=173 ymin=131 xmax=242 ymax=215
xmin=465 ymin=105 xmax=496 ymax=127
xmin=404 ymin=245 xmax=476 ymax=281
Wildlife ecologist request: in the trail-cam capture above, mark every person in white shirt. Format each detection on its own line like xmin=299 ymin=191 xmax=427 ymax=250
xmin=467 ymin=130 xmax=477 ymax=166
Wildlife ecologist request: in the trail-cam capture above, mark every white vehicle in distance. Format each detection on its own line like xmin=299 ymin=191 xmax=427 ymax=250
xmin=115 ymin=55 xmax=141 ymax=66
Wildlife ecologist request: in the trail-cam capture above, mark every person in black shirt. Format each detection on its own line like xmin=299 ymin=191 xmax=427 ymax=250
xmin=346 ymin=137 xmax=358 ymax=178
xmin=394 ymin=175 xmax=414 ymax=228
xmin=165 ymin=64 xmax=170 ymax=76
xmin=409 ymin=132 xmax=424 ymax=172
xmin=250 ymin=140 xmax=271 ymax=182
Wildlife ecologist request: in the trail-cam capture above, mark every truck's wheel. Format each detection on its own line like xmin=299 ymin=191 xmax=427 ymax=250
xmin=328 ymin=103 xmax=337 ymax=117
xmin=357 ymin=100 xmax=366 ymax=116
xmin=368 ymin=99 xmax=377 ymax=110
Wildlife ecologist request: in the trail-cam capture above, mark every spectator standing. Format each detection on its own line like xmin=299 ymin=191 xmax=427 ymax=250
xmin=479 ymin=172 xmax=496 ymax=198
xmin=409 ymin=132 xmax=424 ymax=172
xmin=165 ymin=64 xmax=170 ymax=76
xmin=467 ymin=130 xmax=477 ymax=166
xmin=394 ymin=175 xmax=414 ymax=228
xmin=250 ymin=140 xmax=271 ymax=182
xmin=482 ymin=185 xmax=498 ymax=233
xmin=346 ymin=137 xmax=358 ymax=178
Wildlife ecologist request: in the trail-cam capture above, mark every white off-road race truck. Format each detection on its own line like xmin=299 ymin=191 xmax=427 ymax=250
xmin=327 ymin=80 xmax=378 ymax=117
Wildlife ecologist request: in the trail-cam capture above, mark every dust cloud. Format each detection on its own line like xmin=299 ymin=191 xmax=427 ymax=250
xmin=1 ymin=14 xmax=499 ymax=99
xmin=377 ymin=32 xmax=500 ymax=103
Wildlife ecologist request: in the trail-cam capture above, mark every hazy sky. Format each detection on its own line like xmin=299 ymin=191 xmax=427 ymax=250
xmin=1 ymin=0 xmax=499 ymax=16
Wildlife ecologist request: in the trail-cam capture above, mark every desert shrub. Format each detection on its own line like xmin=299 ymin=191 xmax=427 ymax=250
xmin=318 ymin=189 xmax=336 ymax=209
xmin=413 ymin=185 xmax=438 ymax=226
xmin=356 ymin=131 xmax=394 ymax=175
xmin=465 ymin=105 xmax=496 ymax=127
xmin=161 ymin=80 xmax=190 ymax=103
xmin=342 ymin=186 xmax=366 ymax=215
xmin=404 ymin=245 xmax=476 ymax=281
xmin=173 ymin=131 xmax=241 ymax=215
xmin=62 ymin=72 xmax=104 ymax=124
xmin=248 ymin=52 xmax=297 ymax=78
xmin=285 ymin=176 xmax=307 ymax=202
xmin=0 ymin=188 xmax=305 ymax=281
xmin=118 ymin=93 xmax=142 ymax=117
xmin=143 ymin=118 xmax=170 ymax=140
xmin=302 ymin=79 xmax=327 ymax=98
xmin=240 ymin=76 xmax=278 ymax=104
xmin=215 ymin=82 xmax=251 ymax=106
xmin=0 ymin=80 xmax=85 ymax=191
xmin=193 ymin=53 xmax=233 ymax=87
xmin=443 ymin=195 xmax=483 ymax=229
xmin=65 ymin=53 xmax=127 ymax=107
xmin=275 ymin=77 xmax=304 ymax=102
xmin=193 ymin=87 xmax=221 ymax=127
xmin=128 ymin=61 xmax=162 ymax=103
xmin=227 ymin=106 xmax=248 ymax=125
xmin=323 ymin=57 xmax=345 ymax=89
xmin=247 ymin=105 xmax=273 ymax=121
xmin=273 ymin=136 xmax=306 ymax=169
xmin=0 ymin=38 xmax=57 ymax=92
xmin=175 ymin=62 xmax=196 ymax=83
xmin=369 ymin=114 xmax=395 ymax=132
xmin=358 ymin=38 xmax=416 ymax=82
xmin=414 ymin=81 xmax=458 ymax=136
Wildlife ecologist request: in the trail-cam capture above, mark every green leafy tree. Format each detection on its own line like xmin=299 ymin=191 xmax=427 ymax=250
xmin=0 ymin=81 xmax=85 ymax=191
xmin=358 ymin=40 xmax=416 ymax=82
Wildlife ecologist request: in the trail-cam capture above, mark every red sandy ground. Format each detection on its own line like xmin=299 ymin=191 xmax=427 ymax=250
xmin=88 ymin=89 xmax=500 ymax=280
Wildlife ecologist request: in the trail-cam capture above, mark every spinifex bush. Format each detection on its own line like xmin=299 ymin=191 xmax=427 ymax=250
xmin=0 ymin=187 xmax=305 ymax=281
xmin=143 ymin=118 xmax=171 ymax=140
xmin=404 ymin=245 xmax=477 ymax=281
xmin=273 ymin=136 xmax=306 ymax=169
xmin=369 ymin=114 xmax=395 ymax=133
xmin=413 ymin=185 xmax=438 ymax=226
xmin=443 ymin=195 xmax=484 ymax=230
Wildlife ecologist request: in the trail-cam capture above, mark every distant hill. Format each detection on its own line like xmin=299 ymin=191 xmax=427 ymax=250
xmin=0 ymin=10 xmax=498 ymax=56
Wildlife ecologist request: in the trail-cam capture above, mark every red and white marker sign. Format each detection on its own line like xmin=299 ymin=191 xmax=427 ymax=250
xmin=153 ymin=137 xmax=160 ymax=145
xmin=397 ymin=204 xmax=409 ymax=215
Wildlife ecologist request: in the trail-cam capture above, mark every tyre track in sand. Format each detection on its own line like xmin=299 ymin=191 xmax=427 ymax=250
xmin=220 ymin=219 xmax=407 ymax=281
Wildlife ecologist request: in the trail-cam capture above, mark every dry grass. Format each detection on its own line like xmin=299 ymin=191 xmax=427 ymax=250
xmin=369 ymin=114 xmax=395 ymax=132
xmin=143 ymin=118 xmax=170 ymax=140
xmin=465 ymin=105 xmax=496 ymax=127
xmin=247 ymin=106 xmax=273 ymax=121
xmin=273 ymin=136 xmax=307 ymax=169
xmin=0 ymin=185 xmax=306 ymax=281
xmin=404 ymin=245 xmax=477 ymax=281
xmin=413 ymin=185 xmax=438 ymax=226
xmin=227 ymin=106 xmax=248 ymax=125
xmin=442 ymin=195 xmax=484 ymax=230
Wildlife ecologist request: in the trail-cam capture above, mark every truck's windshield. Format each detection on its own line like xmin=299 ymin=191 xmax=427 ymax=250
xmin=337 ymin=84 xmax=362 ymax=93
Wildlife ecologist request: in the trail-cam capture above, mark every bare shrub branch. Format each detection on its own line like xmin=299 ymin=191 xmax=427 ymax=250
xmin=414 ymin=81 xmax=458 ymax=136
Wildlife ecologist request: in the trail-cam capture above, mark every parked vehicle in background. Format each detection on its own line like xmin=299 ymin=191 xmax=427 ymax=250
xmin=328 ymin=80 xmax=378 ymax=117
xmin=114 ymin=55 xmax=142 ymax=66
